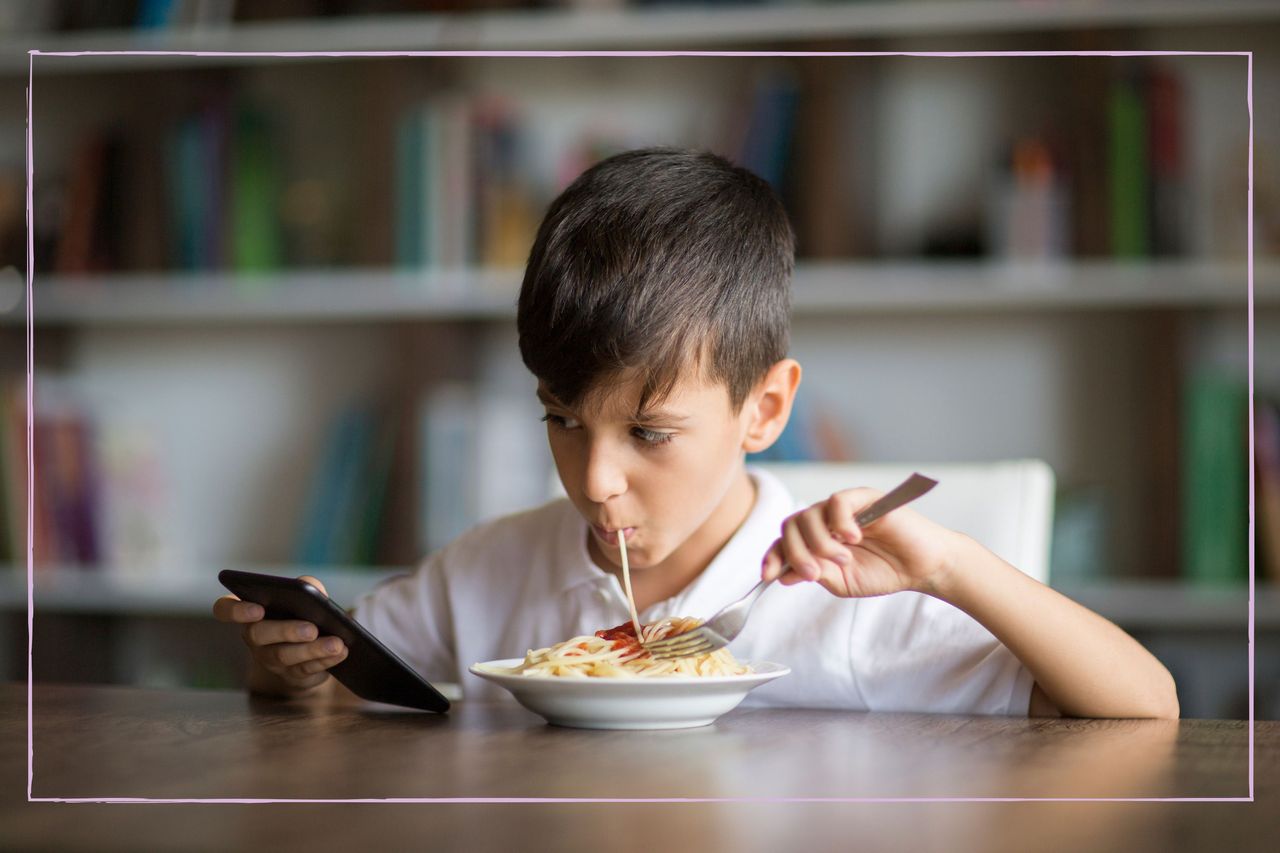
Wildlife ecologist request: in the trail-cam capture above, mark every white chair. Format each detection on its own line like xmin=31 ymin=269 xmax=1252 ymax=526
xmin=753 ymin=459 xmax=1055 ymax=583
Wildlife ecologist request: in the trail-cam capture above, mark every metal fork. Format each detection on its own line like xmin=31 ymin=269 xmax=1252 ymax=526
xmin=642 ymin=472 xmax=939 ymax=661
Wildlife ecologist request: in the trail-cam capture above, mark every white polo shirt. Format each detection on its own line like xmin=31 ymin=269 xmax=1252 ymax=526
xmin=351 ymin=467 xmax=1034 ymax=714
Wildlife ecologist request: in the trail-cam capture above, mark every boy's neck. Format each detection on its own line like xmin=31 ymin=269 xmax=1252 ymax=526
xmin=589 ymin=467 xmax=758 ymax=614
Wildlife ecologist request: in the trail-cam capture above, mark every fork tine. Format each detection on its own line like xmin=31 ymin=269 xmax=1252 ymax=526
xmin=649 ymin=641 xmax=717 ymax=660
xmin=643 ymin=628 xmax=723 ymax=660
xmin=643 ymin=629 xmax=709 ymax=652
xmin=648 ymin=637 xmax=715 ymax=656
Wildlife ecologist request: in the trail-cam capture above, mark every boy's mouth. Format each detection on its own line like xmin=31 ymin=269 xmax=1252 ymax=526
xmin=592 ymin=525 xmax=636 ymax=547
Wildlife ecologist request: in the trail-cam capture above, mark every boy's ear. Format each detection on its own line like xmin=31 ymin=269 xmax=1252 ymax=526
xmin=741 ymin=358 xmax=802 ymax=454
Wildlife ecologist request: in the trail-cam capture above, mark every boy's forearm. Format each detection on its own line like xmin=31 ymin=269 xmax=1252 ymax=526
xmin=924 ymin=533 xmax=1179 ymax=719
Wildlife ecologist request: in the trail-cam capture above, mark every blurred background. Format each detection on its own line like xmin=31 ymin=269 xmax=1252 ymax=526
xmin=0 ymin=0 xmax=1275 ymax=719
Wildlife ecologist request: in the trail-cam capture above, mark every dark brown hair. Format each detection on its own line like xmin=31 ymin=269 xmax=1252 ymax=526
xmin=517 ymin=147 xmax=794 ymax=413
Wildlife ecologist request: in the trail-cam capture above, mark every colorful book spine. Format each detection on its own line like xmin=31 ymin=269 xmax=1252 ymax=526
xmin=1180 ymin=373 xmax=1247 ymax=583
xmin=230 ymin=104 xmax=283 ymax=274
xmin=419 ymin=385 xmax=476 ymax=554
xmin=1108 ymin=69 xmax=1150 ymax=258
xmin=738 ymin=70 xmax=800 ymax=194
xmin=395 ymin=107 xmax=424 ymax=269
xmin=1147 ymin=62 xmax=1186 ymax=256
xmin=1256 ymin=399 xmax=1280 ymax=582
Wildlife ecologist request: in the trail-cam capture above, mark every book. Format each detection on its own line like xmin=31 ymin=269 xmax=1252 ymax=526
xmin=1147 ymin=62 xmax=1187 ymax=256
xmin=95 ymin=419 xmax=180 ymax=576
xmin=0 ymin=378 xmax=24 ymax=565
xmin=1108 ymin=67 xmax=1150 ymax=258
xmin=1067 ymin=51 xmax=1111 ymax=256
xmin=54 ymin=133 xmax=107 ymax=274
xmin=418 ymin=384 xmax=476 ymax=554
xmin=230 ymin=103 xmax=283 ymax=274
xmin=1180 ymin=373 xmax=1248 ymax=584
xmin=439 ymin=94 xmax=473 ymax=270
xmin=736 ymin=68 xmax=800 ymax=195
xmin=168 ymin=111 xmax=215 ymax=270
xmin=295 ymin=402 xmax=401 ymax=567
xmin=296 ymin=404 xmax=369 ymax=566
xmin=1256 ymin=398 xmax=1280 ymax=582
xmin=395 ymin=105 xmax=425 ymax=269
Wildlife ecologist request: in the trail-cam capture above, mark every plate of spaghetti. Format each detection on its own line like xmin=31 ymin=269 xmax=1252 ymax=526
xmin=471 ymin=522 xmax=787 ymax=728
xmin=469 ymin=618 xmax=789 ymax=729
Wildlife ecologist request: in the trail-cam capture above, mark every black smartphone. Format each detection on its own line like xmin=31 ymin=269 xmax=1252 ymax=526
xmin=218 ymin=569 xmax=450 ymax=713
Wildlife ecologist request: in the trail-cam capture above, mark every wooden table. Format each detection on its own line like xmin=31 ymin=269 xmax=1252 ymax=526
xmin=3 ymin=684 xmax=1278 ymax=851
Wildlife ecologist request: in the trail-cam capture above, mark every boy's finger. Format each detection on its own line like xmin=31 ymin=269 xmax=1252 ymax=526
xmin=212 ymin=595 xmax=264 ymax=624
xmin=268 ymin=636 xmax=347 ymax=669
xmin=243 ymin=619 xmax=318 ymax=648
xmin=781 ymin=519 xmax=821 ymax=581
xmin=825 ymin=492 xmax=865 ymax=544
xmin=761 ymin=542 xmax=783 ymax=581
xmin=298 ymin=575 xmax=328 ymax=597
xmin=283 ymin=669 xmax=330 ymax=690
xmin=288 ymin=649 xmax=348 ymax=679
xmin=795 ymin=509 xmax=850 ymax=567
xmin=775 ymin=564 xmax=808 ymax=586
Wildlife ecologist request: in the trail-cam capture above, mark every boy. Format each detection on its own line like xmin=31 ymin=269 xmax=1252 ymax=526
xmin=214 ymin=148 xmax=1177 ymax=718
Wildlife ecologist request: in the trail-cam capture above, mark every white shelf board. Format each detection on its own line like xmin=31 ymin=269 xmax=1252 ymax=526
xmin=6 ymin=0 xmax=1277 ymax=76
xmin=1053 ymin=579 xmax=1278 ymax=632
xmin=2 ymin=262 xmax=1272 ymax=326
xmin=3 ymin=565 xmax=1276 ymax=630
xmin=794 ymin=260 xmax=1269 ymax=313
xmin=0 ymin=565 xmax=408 ymax=616
xmin=2 ymin=267 xmax=523 ymax=325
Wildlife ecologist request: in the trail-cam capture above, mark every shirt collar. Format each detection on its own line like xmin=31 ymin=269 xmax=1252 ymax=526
xmin=550 ymin=465 xmax=797 ymax=613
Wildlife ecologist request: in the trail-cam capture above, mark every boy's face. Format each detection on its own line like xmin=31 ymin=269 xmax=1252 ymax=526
xmin=538 ymin=361 xmax=797 ymax=575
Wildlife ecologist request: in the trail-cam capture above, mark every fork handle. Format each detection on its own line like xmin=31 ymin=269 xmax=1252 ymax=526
xmin=851 ymin=473 xmax=937 ymax=528
xmin=741 ymin=577 xmax=774 ymax=607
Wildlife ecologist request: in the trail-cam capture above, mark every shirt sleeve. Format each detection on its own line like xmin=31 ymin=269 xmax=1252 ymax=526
xmin=350 ymin=550 xmax=460 ymax=685
xmin=851 ymin=591 xmax=1034 ymax=716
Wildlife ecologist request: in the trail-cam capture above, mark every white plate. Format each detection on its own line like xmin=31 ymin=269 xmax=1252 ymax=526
xmin=468 ymin=658 xmax=790 ymax=730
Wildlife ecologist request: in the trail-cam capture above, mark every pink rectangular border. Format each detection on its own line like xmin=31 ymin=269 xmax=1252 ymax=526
xmin=24 ymin=48 xmax=1256 ymax=805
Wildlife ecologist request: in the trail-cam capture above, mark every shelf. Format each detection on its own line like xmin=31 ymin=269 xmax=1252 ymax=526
xmin=3 ymin=566 xmax=1277 ymax=630
xmin=2 ymin=268 xmax=523 ymax=326
xmin=1054 ymin=579 xmax=1277 ymax=632
xmin=7 ymin=0 xmax=1277 ymax=76
xmin=793 ymin=261 xmax=1269 ymax=314
xmin=2 ymin=262 xmax=1271 ymax=327
xmin=0 ymin=565 xmax=407 ymax=617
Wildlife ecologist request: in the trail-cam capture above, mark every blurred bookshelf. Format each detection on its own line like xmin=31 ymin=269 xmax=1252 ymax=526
xmin=3 ymin=261 xmax=1277 ymax=325
xmin=0 ymin=1 xmax=1275 ymax=714
xmin=3 ymin=0 xmax=1280 ymax=75
xmin=3 ymin=564 xmax=1275 ymax=627
xmin=0 ymin=563 xmax=403 ymax=615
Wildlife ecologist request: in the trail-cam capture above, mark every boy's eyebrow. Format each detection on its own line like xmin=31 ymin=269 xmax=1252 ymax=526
xmin=536 ymin=387 xmax=689 ymax=424
xmin=633 ymin=406 xmax=690 ymax=424
xmin=535 ymin=388 xmax=564 ymax=408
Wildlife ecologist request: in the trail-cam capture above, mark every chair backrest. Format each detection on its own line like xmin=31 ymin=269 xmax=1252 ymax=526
xmin=752 ymin=459 xmax=1056 ymax=583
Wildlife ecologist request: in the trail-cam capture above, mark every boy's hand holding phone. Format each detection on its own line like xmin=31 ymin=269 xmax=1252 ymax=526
xmin=212 ymin=575 xmax=349 ymax=694
xmin=761 ymin=488 xmax=965 ymax=600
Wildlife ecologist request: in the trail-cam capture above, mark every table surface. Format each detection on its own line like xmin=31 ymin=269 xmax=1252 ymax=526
xmin=4 ymin=683 xmax=1279 ymax=852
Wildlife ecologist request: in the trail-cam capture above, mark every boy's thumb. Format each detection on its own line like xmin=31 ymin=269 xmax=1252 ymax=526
xmin=298 ymin=575 xmax=329 ymax=598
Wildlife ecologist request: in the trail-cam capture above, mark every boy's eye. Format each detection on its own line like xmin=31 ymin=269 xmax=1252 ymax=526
xmin=541 ymin=413 xmax=581 ymax=430
xmin=631 ymin=426 xmax=675 ymax=447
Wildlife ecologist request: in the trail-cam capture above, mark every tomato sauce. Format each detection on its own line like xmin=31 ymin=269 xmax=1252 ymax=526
xmin=595 ymin=622 xmax=644 ymax=654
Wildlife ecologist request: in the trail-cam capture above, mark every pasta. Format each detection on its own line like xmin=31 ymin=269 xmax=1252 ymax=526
xmin=509 ymin=518 xmax=750 ymax=678
xmin=509 ymin=617 xmax=752 ymax=678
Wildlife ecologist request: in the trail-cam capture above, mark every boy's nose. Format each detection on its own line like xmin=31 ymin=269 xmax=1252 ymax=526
xmin=582 ymin=443 xmax=627 ymax=504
